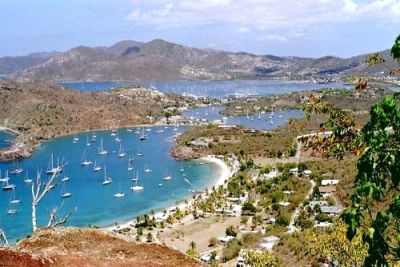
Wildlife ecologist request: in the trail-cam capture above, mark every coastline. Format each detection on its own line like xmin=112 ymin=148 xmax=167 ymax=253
xmin=101 ymin=155 xmax=231 ymax=233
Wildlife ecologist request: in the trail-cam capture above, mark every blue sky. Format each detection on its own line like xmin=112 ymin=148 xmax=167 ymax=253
xmin=0 ymin=0 xmax=399 ymax=57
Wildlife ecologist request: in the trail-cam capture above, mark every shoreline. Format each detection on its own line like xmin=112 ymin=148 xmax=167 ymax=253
xmin=101 ymin=155 xmax=231 ymax=233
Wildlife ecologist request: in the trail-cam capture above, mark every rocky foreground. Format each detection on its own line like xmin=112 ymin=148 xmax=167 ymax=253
xmin=0 ymin=227 xmax=202 ymax=267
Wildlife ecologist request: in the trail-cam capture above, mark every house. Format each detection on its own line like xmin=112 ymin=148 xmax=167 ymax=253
xmin=283 ymin=190 xmax=294 ymax=195
xmin=189 ymin=139 xmax=209 ymax=147
xmin=319 ymin=185 xmax=336 ymax=197
xmin=315 ymin=221 xmax=333 ymax=227
xmin=266 ymin=217 xmax=276 ymax=225
xmin=264 ymin=170 xmax=278 ymax=179
xmin=289 ymin=168 xmax=299 ymax=175
xmin=320 ymin=206 xmax=343 ymax=215
xmin=218 ymin=124 xmax=236 ymax=129
xmin=279 ymin=201 xmax=291 ymax=207
xmin=259 ymin=236 xmax=280 ymax=251
xmin=219 ymin=235 xmax=235 ymax=243
xmin=303 ymin=169 xmax=312 ymax=176
xmin=321 ymin=179 xmax=339 ymax=186
xmin=308 ymin=200 xmax=328 ymax=209
xmin=200 ymin=253 xmax=219 ymax=263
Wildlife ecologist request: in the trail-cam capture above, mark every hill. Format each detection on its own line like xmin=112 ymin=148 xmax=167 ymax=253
xmin=0 ymin=227 xmax=202 ymax=267
xmin=0 ymin=80 xmax=185 ymax=161
xmin=0 ymin=51 xmax=59 ymax=75
xmin=11 ymin=39 xmax=395 ymax=81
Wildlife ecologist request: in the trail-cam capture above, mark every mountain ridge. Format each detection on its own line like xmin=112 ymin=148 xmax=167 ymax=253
xmin=1 ymin=38 xmax=393 ymax=81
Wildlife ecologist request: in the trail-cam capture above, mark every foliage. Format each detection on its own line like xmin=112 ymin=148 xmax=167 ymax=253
xmin=301 ymin=220 xmax=368 ymax=266
xmin=186 ymin=241 xmax=199 ymax=258
xmin=208 ymin=237 xmax=218 ymax=247
xmin=226 ymin=225 xmax=238 ymax=237
xmin=276 ymin=212 xmax=291 ymax=227
xmin=221 ymin=239 xmax=241 ymax=262
xmin=303 ymin=35 xmax=400 ymax=265
xmin=242 ymin=201 xmax=257 ymax=214
xmin=243 ymin=250 xmax=281 ymax=267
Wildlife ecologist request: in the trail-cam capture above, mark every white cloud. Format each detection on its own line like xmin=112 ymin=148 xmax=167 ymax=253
xmin=126 ymin=0 xmax=400 ymax=38
xmin=258 ymin=34 xmax=288 ymax=43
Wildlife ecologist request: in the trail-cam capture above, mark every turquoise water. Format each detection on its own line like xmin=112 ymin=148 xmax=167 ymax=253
xmin=0 ymin=127 xmax=219 ymax=243
xmin=60 ymin=80 xmax=351 ymax=98
xmin=183 ymin=106 xmax=303 ymax=130
xmin=0 ymin=131 xmax=13 ymax=150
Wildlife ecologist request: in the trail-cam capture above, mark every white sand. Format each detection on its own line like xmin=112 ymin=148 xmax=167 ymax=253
xmin=102 ymin=155 xmax=232 ymax=232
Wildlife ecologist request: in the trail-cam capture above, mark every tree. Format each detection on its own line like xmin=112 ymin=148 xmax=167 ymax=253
xmin=303 ymin=35 xmax=400 ymax=265
xmin=225 ymin=225 xmax=238 ymax=237
xmin=240 ymin=215 xmax=249 ymax=226
xmin=242 ymin=202 xmax=257 ymax=214
xmin=209 ymin=236 xmax=218 ymax=247
xmin=0 ymin=229 xmax=8 ymax=247
xmin=186 ymin=241 xmax=199 ymax=258
xmin=31 ymin=169 xmax=71 ymax=232
xmin=242 ymin=250 xmax=281 ymax=267
xmin=146 ymin=232 xmax=153 ymax=242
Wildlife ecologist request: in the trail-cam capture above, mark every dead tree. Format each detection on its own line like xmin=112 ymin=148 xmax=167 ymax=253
xmin=47 ymin=205 xmax=74 ymax=228
xmin=0 ymin=229 xmax=8 ymax=247
xmin=31 ymin=170 xmax=58 ymax=232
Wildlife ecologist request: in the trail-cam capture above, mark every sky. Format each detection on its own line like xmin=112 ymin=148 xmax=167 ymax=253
xmin=0 ymin=0 xmax=399 ymax=58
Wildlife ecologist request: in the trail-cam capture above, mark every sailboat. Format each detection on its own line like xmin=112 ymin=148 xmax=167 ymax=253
xmin=136 ymin=143 xmax=143 ymax=156
xmin=3 ymin=175 xmax=16 ymax=191
xmin=156 ymin=127 xmax=164 ymax=134
xmin=91 ymin=132 xmax=97 ymax=142
xmin=115 ymin=132 xmax=122 ymax=143
xmin=61 ymin=173 xmax=70 ymax=182
xmin=93 ymin=159 xmax=101 ymax=172
xmin=7 ymin=200 xmax=17 ymax=215
xmin=144 ymin=166 xmax=152 ymax=173
xmin=0 ymin=170 xmax=9 ymax=182
xmin=127 ymin=157 xmax=134 ymax=171
xmin=102 ymin=166 xmax=112 ymax=185
xmin=46 ymin=154 xmax=63 ymax=175
xmin=118 ymin=144 xmax=126 ymax=158
xmin=139 ymin=128 xmax=146 ymax=141
xmin=131 ymin=171 xmax=139 ymax=182
xmin=98 ymin=138 xmax=108 ymax=155
xmin=24 ymin=171 xmax=32 ymax=183
xmin=10 ymin=161 xmax=23 ymax=175
xmin=86 ymin=135 xmax=91 ymax=146
xmin=60 ymin=182 xmax=72 ymax=198
xmin=114 ymin=183 xmax=125 ymax=198
xmin=9 ymin=188 xmax=21 ymax=204
xmin=131 ymin=173 xmax=144 ymax=191
xmin=72 ymin=134 xmax=79 ymax=144
xmin=81 ymin=150 xmax=92 ymax=166
xmin=110 ymin=129 xmax=117 ymax=137
xmin=163 ymin=171 xmax=172 ymax=181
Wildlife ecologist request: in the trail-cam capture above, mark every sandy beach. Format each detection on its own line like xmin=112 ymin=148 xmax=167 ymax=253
xmin=102 ymin=155 xmax=232 ymax=233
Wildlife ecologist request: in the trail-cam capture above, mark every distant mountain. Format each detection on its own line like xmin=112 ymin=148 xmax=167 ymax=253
xmin=8 ymin=39 xmax=395 ymax=81
xmin=0 ymin=51 xmax=59 ymax=75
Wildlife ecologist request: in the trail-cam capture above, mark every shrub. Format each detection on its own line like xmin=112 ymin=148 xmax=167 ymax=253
xmin=209 ymin=237 xmax=218 ymax=247
xmin=226 ymin=225 xmax=238 ymax=237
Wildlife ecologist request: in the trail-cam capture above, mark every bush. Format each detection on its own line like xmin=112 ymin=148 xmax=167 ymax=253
xmin=209 ymin=237 xmax=218 ymax=247
xmin=276 ymin=212 xmax=291 ymax=226
xmin=146 ymin=232 xmax=153 ymax=242
xmin=226 ymin=225 xmax=238 ymax=237
xmin=222 ymin=240 xmax=241 ymax=262
xmin=242 ymin=202 xmax=257 ymax=214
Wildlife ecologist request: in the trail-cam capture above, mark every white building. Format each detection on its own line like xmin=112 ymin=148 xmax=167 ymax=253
xmin=321 ymin=179 xmax=339 ymax=186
